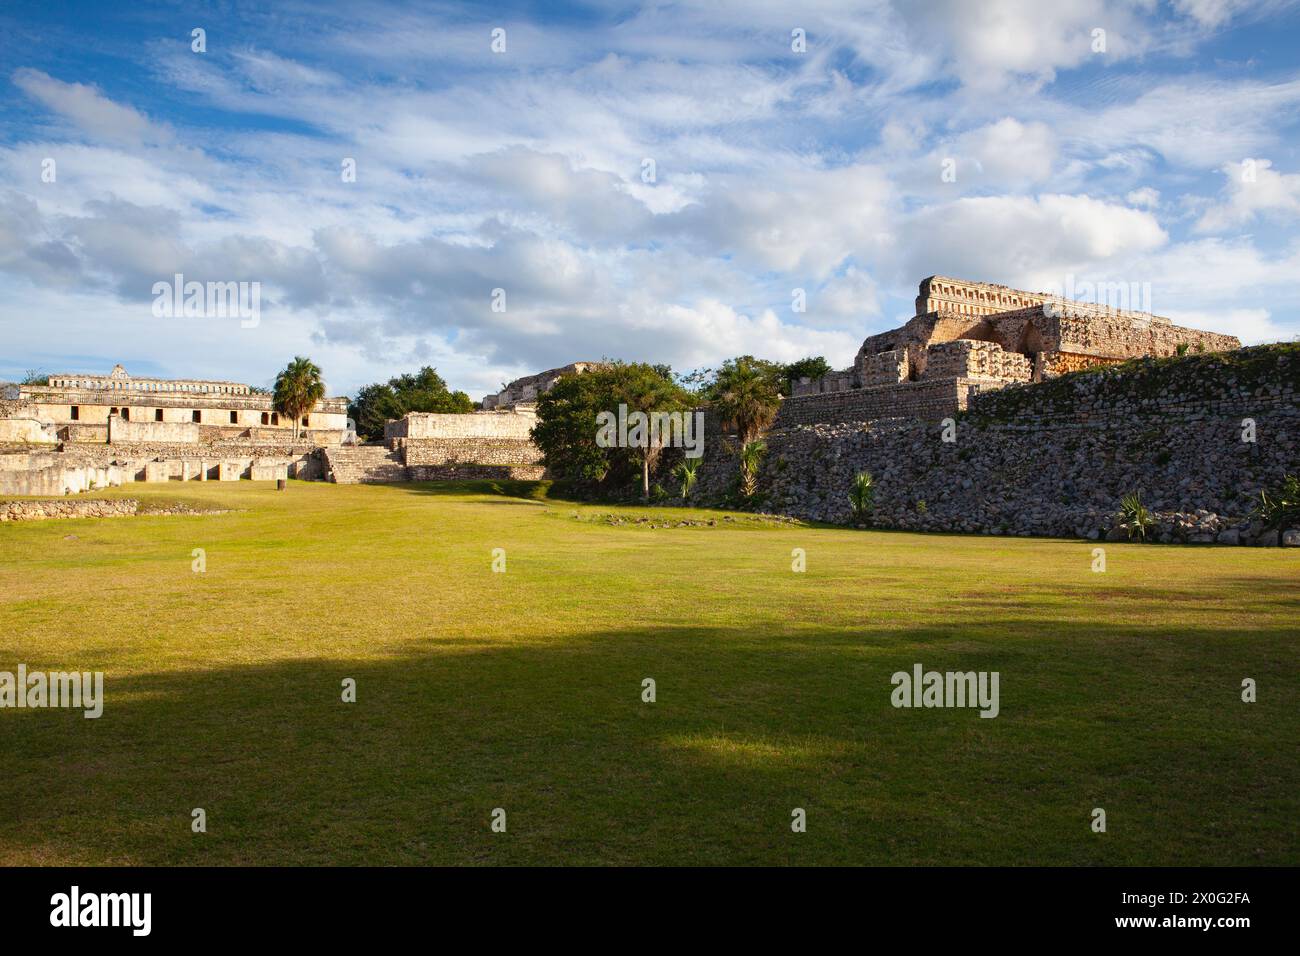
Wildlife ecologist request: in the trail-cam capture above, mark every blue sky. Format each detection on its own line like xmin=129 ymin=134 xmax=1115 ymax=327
xmin=2 ymin=0 xmax=1300 ymax=399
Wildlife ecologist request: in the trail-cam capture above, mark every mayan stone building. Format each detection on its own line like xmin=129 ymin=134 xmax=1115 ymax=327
xmin=4 ymin=364 xmax=350 ymax=445
xmin=782 ymin=276 xmax=1241 ymax=424
xmin=0 ymin=364 xmax=350 ymax=494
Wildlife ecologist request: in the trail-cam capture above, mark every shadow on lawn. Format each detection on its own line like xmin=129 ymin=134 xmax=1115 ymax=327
xmin=401 ymin=479 xmax=553 ymax=501
xmin=1 ymin=618 xmax=1296 ymax=867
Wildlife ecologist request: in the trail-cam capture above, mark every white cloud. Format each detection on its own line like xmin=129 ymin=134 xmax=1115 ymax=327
xmin=12 ymin=69 xmax=170 ymax=145
xmin=924 ymin=118 xmax=1058 ymax=190
xmin=900 ymin=194 xmax=1167 ymax=284
xmin=1197 ymin=159 xmax=1300 ymax=232
xmin=1126 ymin=187 xmax=1160 ymax=209
xmin=1163 ymin=307 xmax=1289 ymax=344
xmin=897 ymin=0 xmax=1153 ymax=92
xmin=812 ymin=267 xmax=882 ymax=322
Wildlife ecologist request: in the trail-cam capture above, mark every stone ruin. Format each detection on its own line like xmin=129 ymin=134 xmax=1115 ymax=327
xmin=0 ymin=364 xmax=349 ymax=495
xmin=782 ymin=276 xmax=1241 ymax=424
xmin=480 ymin=362 xmax=605 ymax=410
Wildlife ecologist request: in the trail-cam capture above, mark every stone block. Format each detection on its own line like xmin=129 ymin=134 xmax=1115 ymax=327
xmin=218 ymin=460 xmax=244 ymax=481
xmin=144 ymin=461 xmax=170 ymax=483
xmin=250 ymin=462 xmax=288 ymax=482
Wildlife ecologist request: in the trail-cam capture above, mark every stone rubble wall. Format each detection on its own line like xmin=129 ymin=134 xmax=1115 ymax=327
xmin=1 ymin=498 xmax=139 ymax=521
xmin=672 ymin=346 xmax=1299 ymax=545
xmin=776 ymin=378 xmax=985 ymax=426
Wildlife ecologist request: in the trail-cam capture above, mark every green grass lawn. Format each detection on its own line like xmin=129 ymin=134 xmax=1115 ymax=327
xmin=1 ymin=479 xmax=1296 ymax=866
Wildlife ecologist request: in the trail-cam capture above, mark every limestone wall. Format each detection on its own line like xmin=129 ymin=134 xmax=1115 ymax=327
xmin=383 ymin=408 xmax=543 ymax=470
xmin=0 ymin=440 xmax=320 ymax=493
xmin=989 ymin=304 xmax=1240 ymax=361
xmin=108 ymin=418 xmax=200 ymax=443
xmin=922 ymin=340 xmax=1033 ymax=382
xmin=674 ymin=345 xmax=1299 ymax=545
xmin=387 ymin=409 xmax=537 ymax=440
xmin=776 ymin=379 xmax=982 ymax=426
xmin=398 ymin=437 xmax=543 ymax=466
xmin=858 ymin=349 xmax=910 ymax=388
xmin=0 ymin=460 xmax=131 ymax=496
xmin=790 ymin=370 xmax=856 ymax=396
xmin=0 ymin=418 xmax=56 ymax=443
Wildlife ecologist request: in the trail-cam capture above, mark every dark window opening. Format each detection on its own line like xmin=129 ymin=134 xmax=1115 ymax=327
xmin=260 ymin=412 xmax=269 ymax=425
xmin=70 ymin=405 xmax=79 ymax=421
xmin=301 ymin=416 xmax=309 ymax=427
xmin=230 ymin=411 xmax=238 ymax=424
xmin=110 ymin=407 xmax=119 ymax=416
xmin=191 ymin=410 xmax=201 ymax=423
xmin=155 ymin=409 xmax=163 ymax=422
xmin=271 ymin=413 xmax=279 ymax=425
xmin=121 ymin=407 xmax=129 ymax=421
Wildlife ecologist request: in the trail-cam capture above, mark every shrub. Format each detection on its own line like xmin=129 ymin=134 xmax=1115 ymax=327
xmin=1117 ymin=492 xmax=1155 ymax=541
xmin=1254 ymin=474 xmax=1300 ymax=530
xmin=673 ymin=456 xmax=700 ymax=500
xmin=650 ymin=482 xmax=668 ymax=502
xmin=848 ymin=471 xmax=874 ymax=521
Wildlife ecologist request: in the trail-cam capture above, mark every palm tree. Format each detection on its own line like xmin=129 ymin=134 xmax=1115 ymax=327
xmin=714 ymin=358 xmax=781 ymax=446
xmin=739 ymin=439 xmax=766 ymax=497
xmin=273 ymin=356 xmax=326 ymax=441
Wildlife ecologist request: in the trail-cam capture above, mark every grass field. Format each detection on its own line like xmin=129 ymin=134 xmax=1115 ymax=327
xmin=1 ymin=479 xmax=1296 ymax=866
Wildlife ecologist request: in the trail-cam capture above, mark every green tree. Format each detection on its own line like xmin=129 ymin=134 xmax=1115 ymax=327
xmin=532 ymin=362 xmax=693 ymax=499
xmin=710 ymin=356 xmax=783 ymax=445
xmin=273 ymin=356 xmax=326 ymax=441
xmin=782 ymin=356 xmax=831 ymax=393
xmin=347 ymin=366 xmax=473 ymax=440
xmin=617 ymin=362 xmax=693 ymax=499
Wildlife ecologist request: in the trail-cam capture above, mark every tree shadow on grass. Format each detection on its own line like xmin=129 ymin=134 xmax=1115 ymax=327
xmin=0 ymin=619 xmax=1295 ymax=867
xmin=399 ymin=480 xmax=552 ymax=501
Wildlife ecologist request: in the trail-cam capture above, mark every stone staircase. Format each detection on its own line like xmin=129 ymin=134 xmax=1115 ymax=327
xmin=323 ymin=445 xmax=410 ymax=484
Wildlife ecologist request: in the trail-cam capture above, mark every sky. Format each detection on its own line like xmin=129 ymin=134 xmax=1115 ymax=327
xmin=1 ymin=0 xmax=1299 ymax=400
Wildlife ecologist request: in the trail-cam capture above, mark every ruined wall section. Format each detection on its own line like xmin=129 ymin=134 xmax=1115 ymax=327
xmin=682 ymin=345 xmax=1299 ymax=545
xmin=777 ymin=379 xmax=976 ymax=426
xmin=386 ymin=408 xmax=545 ymax=471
